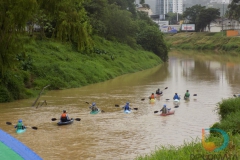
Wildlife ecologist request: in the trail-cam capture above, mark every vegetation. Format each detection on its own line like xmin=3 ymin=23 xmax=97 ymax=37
xmin=183 ymin=5 xmax=220 ymax=32
xmin=164 ymin=32 xmax=240 ymax=53
xmin=227 ymin=0 xmax=240 ymax=20
xmin=136 ymin=98 xmax=240 ymax=160
xmin=0 ymin=0 xmax=168 ymax=102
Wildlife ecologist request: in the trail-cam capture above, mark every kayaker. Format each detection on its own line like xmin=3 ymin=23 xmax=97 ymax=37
xmin=124 ymin=102 xmax=130 ymax=111
xmin=156 ymin=88 xmax=163 ymax=95
xmin=173 ymin=93 xmax=180 ymax=100
xmin=184 ymin=90 xmax=190 ymax=100
xmin=160 ymin=104 xmax=170 ymax=114
xmin=89 ymin=102 xmax=99 ymax=111
xmin=149 ymin=93 xmax=155 ymax=99
xmin=15 ymin=119 xmax=26 ymax=130
xmin=60 ymin=110 xmax=71 ymax=122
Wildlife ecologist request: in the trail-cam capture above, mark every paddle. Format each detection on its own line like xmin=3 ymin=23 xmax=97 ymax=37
xmin=119 ymin=105 xmax=138 ymax=110
xmin=51 ymin=118 xmax=81 ymax=121
xmin=6 ymin=122 xmax=38 ymax=130
xmin=154 ymin=108 xmax=171 ymax=113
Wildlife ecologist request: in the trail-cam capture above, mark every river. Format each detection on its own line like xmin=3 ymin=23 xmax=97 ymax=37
xmin=1 ymin=51 xmax=240 ymax=160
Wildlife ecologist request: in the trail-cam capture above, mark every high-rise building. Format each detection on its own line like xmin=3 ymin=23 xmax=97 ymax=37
xmin=137 ymin=0 xmax=183 ymax=20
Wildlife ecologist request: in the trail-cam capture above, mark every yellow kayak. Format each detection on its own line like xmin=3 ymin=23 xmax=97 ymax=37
xmin=149 ymin=99 xmax=155 ymax=104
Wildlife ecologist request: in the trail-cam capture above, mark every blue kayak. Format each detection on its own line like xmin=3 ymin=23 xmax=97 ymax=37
xmin=124 ymin=110 xmax=131 ymax=114
xmin=0 ymin=129 xmax=42 ymax=160
xmin=57 ymin=118 xmax=74 ymax=126
xmin=16 ymin=128 xmax=26 ymax=134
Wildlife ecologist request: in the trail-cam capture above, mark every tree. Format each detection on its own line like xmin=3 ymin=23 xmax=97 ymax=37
xmin=38 ymin=0 xmax=93 ymax=51
xmin=227 ymin=0 xmax=240 ymax=21
xmin=183 ymin=4 xmax=205 ymax=24
xmin=183 ymin=5 xmax=220 ymax=32
xmin=0 ymin=0 xmax=37 ymax=75
xmin=165 ymin=12 xmax=183 ymax=24
xmin=197 ymin=8 xmax=220 ymax=32
xmin=136 ymin=25 xmax=168 ymax=62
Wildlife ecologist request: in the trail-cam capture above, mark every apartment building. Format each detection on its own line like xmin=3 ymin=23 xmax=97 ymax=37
xmin=136 ymin=0 xmax=183 ymax=20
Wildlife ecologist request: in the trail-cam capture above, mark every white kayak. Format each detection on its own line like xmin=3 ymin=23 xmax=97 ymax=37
xmin=173 ymin=99 xmax=180 ymax=107
xmin=124 ymin=110 xmax=131 ymax=114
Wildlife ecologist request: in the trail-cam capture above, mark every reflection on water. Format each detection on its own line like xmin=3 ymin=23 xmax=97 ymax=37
xmin=0 ymin=51 xmax=240 ymax=160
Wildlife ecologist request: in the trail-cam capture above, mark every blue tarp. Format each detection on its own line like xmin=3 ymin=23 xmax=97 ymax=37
xmin=0 ymin=129 xmax=42 ymax=160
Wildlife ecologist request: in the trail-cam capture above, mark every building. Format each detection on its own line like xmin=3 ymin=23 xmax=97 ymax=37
xmin=136 ymin=0 xmax=183 ymax=20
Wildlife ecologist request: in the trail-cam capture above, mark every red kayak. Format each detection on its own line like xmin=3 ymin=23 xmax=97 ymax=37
xmin=160 ymin=110 xmax=175 ymax=116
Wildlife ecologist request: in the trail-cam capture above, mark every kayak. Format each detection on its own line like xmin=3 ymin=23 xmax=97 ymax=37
xmin=184 ymin=97 xmax=190 ymax=100
xmin=57 ymin=118 xmax=74 ymax=126
xmin=0 ymin=129 xmax=42 ymax=160
xmin=173 ymin=99 xmax=180 ymax=107
xmin=16 ymin=128 xmax=26 ymax=134
xmin=149 ymin=99 xmax=155 ymax=104
xmin=124 ymin=110 xmax=131 ymax=114
xmin=90 ymin=109 xmax=101 ymax=114
xmin=160 ymin=110 xmax=175 ymax=116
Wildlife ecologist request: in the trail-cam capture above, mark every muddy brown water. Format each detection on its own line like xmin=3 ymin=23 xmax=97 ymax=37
xmin=1 ymin=51 xmax=240 ymax=160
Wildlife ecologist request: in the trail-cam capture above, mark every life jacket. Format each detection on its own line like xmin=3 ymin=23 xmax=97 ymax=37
xmin=61 ymin=113 xmax=67 ymax=118
xmin=16 ymin=122 xmax=24 ymax=129
xmin=150 ymin=94 xmax=155 ymax=99
xmin=185 ymin=92 xmax=190 ymax=97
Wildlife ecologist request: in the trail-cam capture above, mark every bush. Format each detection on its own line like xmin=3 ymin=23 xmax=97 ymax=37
xmin=211 ymin=110 xmax=240 ymax=135
xmin=217 ymin=98 xmax=240 ymax=120
xmin=0 ymin=86 xmax=12 ymax=102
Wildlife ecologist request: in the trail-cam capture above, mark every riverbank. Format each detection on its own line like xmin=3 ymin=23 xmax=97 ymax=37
xmin=0 ymin=36 xmax=162 ymax=103
xmin=135 ymin=97 xmax=240 ymax=160
xmin=164 ymin=32 xmax=240 ymax=54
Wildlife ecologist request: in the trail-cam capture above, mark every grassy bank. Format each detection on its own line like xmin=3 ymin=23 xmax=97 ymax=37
xmin=0 ymin=36 xmax=162 ymax=102
xmin=164 ymin=32 xmax=240 ymax=54
xmin=135 ymin=98 xmax=240 ymax=160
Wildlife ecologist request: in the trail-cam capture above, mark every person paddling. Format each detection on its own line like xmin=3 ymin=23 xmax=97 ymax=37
xmin=173 ymin=93 xmax=180 ymax=100
xmin=184 ymin=90 xmax=190 ymax=100
xmin=149 ymin=93 xmax=155 ymax=99
xmin=124 ymin=102 xmax=131 ymax=111
xmin=89 ymin=102 xmax=99 ymax=112
xmin=15 ymin=119 xmax=26 ymax=130
xmin=160 ymin=104 xmax=170 ymax=114
xmin=156 ymin=88 xmax=163 ymax=95
xmin=60 ymin=110 xmax=71 ymax=122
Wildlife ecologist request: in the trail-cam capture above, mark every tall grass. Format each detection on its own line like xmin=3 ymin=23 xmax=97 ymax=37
xmin=165 ymin=32 xmax=240 ymax=53
xmin=0 ymin=36 xmax=162 ymax=102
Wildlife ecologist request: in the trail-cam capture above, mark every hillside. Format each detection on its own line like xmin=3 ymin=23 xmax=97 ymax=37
xmin=164 ymin=32 xmax=240 ymax=54
xmin=0 ymin=36 xmax=162 ymax=103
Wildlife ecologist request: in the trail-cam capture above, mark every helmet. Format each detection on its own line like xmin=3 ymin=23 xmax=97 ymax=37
xmin=126 ymin=102 xmax=129 ymax=105
xmin=92 ymin=102 xmax=96 ymax=106
xmin=18 ymin=119 xmax=22 ymax=123
xmin=163 ymin=104 xmax=167 ymax=107
xmin=63 ymin=110 xmax=66 ymax=113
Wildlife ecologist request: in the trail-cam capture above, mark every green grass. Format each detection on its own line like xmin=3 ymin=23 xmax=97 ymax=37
xmin=0 ymin=35 xmax=163 ymax=102
xmin=164 ymin=32 xmax=240 ymax=53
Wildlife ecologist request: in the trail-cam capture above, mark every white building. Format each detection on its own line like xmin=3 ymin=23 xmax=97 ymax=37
xmin=136 ymin=0 xmax=183 ymax=20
